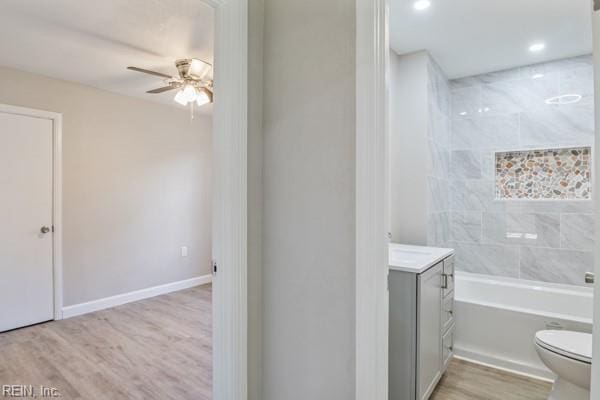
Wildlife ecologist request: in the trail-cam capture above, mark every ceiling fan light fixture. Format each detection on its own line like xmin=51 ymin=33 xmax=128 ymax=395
xmin=196 ymin=88 xmax=212 ymax=106
xmin=413 ymin=0 xmax=431 ymax=11
xmin=189 ymin=58 xmax=212 ymax=79
xmin=182 ymin=84 xmax=198 ymax=102
xmin=128 ymin=59 xmax=213 ymax=114
xmin=174 ymin=89 xmax=189 ymax=106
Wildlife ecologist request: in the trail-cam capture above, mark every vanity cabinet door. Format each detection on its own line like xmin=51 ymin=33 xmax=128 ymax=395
xmin=416 ymin=262 xmax=443 ymax=400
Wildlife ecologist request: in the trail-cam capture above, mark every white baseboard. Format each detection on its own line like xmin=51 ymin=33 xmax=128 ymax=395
xmin=454 ymin=346 xmax=555 ymax=383
xmin=62 ymin=275 xmax=212 ymax=319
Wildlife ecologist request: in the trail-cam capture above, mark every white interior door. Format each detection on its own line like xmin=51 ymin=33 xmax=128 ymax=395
xmin=0 ymin=110 xmax=54 ymax=332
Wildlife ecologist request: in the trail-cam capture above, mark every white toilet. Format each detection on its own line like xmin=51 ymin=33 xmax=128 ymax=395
xmin=535 ymin=330 xmax=592 ymax=400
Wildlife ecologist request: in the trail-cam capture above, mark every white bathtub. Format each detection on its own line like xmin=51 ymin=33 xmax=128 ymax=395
xmin=454 ymin=272 xmax=593 ymax=381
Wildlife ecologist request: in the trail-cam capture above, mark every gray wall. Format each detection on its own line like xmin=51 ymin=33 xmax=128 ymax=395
xmin=447 ymin=55 xmax=595 ymax=286
xmin=261 ymin=0 xmax=356 ymax=398
xmin=389 ymin=51 xmax=429 ymax=244
xmin=0 ymin=66 xmax=213 ymax=306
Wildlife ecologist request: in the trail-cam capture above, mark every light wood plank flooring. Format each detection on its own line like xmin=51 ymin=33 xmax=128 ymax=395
xmin=1 ymin=284 xmax=552 ymax=400
xmin=431 ymin=358 xmax=552 ymax=400
xmin=0 ymin=285 xmax=212 ymax=400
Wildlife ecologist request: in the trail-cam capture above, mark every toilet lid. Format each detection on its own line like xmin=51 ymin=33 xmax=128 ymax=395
xmin=535 ymin=330 xmax=592 ymax=364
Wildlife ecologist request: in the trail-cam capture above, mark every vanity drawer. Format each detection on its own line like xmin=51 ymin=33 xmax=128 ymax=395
xmin=441 ymin=295 xmax=454 ymax=333
xmin=442 ymin=255 xmax=454 ymax=298
xmin=442 ymin=324 xmax=455 ymax=373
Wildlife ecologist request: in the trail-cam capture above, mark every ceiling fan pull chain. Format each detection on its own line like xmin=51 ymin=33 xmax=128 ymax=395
xmin=190 ymin=102 xmax=195 ymax=121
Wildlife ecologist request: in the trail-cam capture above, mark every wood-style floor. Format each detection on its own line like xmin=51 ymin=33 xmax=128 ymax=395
xmin=0 ymin=285 xmax=212 ymax=400
xmin=1 ymin=284 xmax=552 ymax=400
xmin=432 ymin=358 xmax=552 ymax=400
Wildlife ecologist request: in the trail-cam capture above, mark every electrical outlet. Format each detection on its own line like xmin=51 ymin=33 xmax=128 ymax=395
xmin=181 ymin=246 xmax=188 ymax=257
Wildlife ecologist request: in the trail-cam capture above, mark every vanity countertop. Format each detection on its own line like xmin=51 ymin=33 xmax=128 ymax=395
xmin=389 ymin=243 xmax=454 ymax=274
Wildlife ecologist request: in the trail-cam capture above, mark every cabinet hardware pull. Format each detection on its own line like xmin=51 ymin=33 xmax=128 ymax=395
xmin=441 ymin=274 xmax=448 ymax=289
xmin=585 ymin=272 xmax=594 ymax=284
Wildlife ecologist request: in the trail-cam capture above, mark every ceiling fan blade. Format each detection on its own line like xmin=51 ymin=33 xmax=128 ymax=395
xmin=127 ymin=66 xmax=173 ymax=79
xmin=146 ymin=85 xmax=179 ymax=94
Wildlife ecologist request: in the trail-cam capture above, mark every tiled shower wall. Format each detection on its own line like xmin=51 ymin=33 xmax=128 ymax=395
xmin=426 ymin=57 xmax=451 ymax=247
xmin=445 ymin=55 xmax=595 ymax=286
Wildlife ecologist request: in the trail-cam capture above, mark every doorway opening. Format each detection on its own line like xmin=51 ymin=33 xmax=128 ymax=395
xmin=386 ymin=0 xmax=597 ymax=399
xmin=0 ymin=1 xmax=248 ymax=398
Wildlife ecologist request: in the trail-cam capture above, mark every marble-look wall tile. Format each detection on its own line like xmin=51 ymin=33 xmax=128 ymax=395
xmin=451 ymin=86 xmax=480 ymax=118
xmin=450 ymin=179 xmax=519 ymax=213
xmin=519 ymin=55 xmax=593 ymax=79
xmin=480 ymin=81 xmax=524 ymax=115
xmin=520 ymin=247 xmax=593 ymax=285
xmin=450 ymin=180 xmax=489 ymax=211
xmin=561 ymin=214 xmax=595 ymax=251
xmin=429 ymin=73 xmax=451 ymax=116
xmin=427 ymin=176 xmax=449 ymax=213
xmin=449 ymin=241 xmax=520 ymax=278
xmin=515 ymin=73 xmax=560 ymax=110
xmin=428 ymin=212 xmax=450 ymax=246
xmin=425 ymin=56 xmax=451 ymax=250
xmin=560 ymin=66 xmax=595 ymax=104
xmin=451 ymin=114 xmax=519 ymax=150
xmin=520 ymin=200 xmax=594 ymax=214
xmin=520 ymin=104 xmax=595 ymax=147
xmin=429 ymin=107 xmax=450 ymax=148
xmin=428 ymin=140 xmax=449 ymax=179
xmin=480 ymin=151 xmax=496 ymax=180
xmin=428 ymin=55 xmax=451 ymax=123
xmin=450 ymin=211 xmax=482 ymax=243
xmin=482 ymin=212 xmax=560 ymax=248
xmin=513 ymin=213 xmax=561 ymax=248
xmin=481 ymin=212 xmax=507 ymax=244
xmin=450 ymin=150 xmax=482 ymax=179
xmin=450 ymin=67 xmax=522 ymax=90
xmin=481 ymin=73 xmax=560 ymax=116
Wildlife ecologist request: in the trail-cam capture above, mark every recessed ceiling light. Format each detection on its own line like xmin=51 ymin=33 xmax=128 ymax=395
xmin=413 ymin=0 xmax=431 ymax=11
xmin=545 ymin=94 xmax=582 ymax=105
xmin=531 ymin=73 xmax=545 ymax=79
xmin=529 ymin=43 xmax=546 ymax=52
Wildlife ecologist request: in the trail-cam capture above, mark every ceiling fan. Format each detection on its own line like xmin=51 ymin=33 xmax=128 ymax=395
xmin=127 ymin=58 xmax=213 ymax=110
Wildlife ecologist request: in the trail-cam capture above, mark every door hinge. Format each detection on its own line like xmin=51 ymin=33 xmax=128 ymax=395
xmin=213 ymin=260 xmax=218 ymax=275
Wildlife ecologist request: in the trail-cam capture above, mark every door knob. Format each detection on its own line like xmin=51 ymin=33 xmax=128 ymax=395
xmin=40 ymin=226 xmax=51 ymax=234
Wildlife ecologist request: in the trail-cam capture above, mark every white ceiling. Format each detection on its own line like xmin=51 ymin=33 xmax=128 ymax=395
xmin=390 ymin=0 xmax=593 ymax=79
xmin=0 ymin=0 xmax=214 ymax=112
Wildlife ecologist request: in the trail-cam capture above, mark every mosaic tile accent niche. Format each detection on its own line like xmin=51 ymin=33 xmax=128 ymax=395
xmin=495 ymin=147 xmax=592 ymax=199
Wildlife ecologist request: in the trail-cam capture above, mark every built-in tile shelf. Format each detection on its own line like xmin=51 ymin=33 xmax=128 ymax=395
xmin=495 ymin=147 xmax=592 ymax=200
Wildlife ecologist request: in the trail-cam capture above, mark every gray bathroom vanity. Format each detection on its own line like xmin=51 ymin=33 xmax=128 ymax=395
xmin=389 ymin=244 xmax=455 ymax=400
